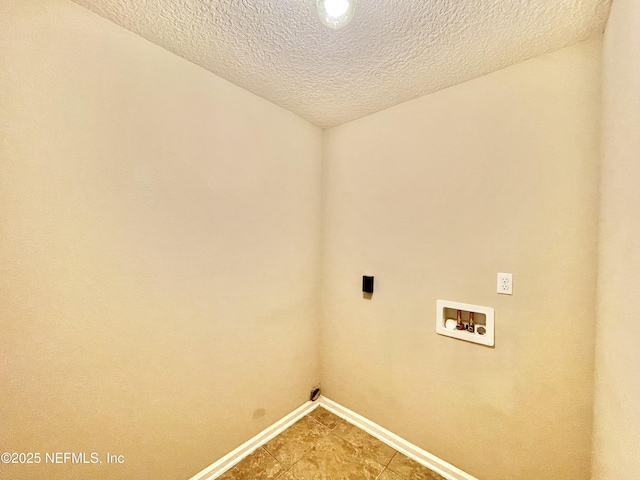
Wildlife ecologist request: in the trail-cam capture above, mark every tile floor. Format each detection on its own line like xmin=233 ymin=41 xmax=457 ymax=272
xmin=217 ymin=407 xmax=446 ymax=480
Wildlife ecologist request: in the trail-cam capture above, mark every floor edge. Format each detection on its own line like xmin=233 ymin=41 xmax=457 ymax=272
xmin=189 ymin=400 xmax=317 ymax=480
xmin=319 ymin=396 xmax=479 ymax=480
xmin=189 ymin=396 xmax=478 ymax=480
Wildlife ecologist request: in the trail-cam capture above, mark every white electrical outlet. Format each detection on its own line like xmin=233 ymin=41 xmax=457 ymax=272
xmin=497 ymin=273 xmax=513 ymax=295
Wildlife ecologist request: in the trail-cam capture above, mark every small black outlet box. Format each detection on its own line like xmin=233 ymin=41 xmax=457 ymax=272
xmin=362 ymin=276 xmax=374 ymax=294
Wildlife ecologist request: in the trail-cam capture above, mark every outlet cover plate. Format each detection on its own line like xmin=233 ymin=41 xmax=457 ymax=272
xmin=497 ymin=273 xmax=513 ymax=295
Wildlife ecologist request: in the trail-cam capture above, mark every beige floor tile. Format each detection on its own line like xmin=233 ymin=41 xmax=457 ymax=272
xmin=263 ymin=415 xmax=330 ymax=466
xmin=332 ymin=418 xmax=397 ymax=465
xmin=291 ymin=432 xmax=385 ymax=480
xmin=277 ymin=470 xmax=299 ymax=479
xmin=307 ymin=407 xmax=343 ymax=430
xmin=386 ymin=452 xmax=446 ymax=480
xmin=216 ymin=447 xmax=283 ymax=480
xmin=376 ymin=468 xmax=404 ymax=480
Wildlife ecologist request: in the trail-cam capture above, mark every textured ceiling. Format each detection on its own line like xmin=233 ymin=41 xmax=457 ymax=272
xmin=71 ymin=0 xmax=611 ymax=128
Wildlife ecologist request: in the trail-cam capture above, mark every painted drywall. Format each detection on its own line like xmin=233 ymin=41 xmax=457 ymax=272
xmin=592 ymin=0 xmax=640 ymax=478
xmin=0 ymin=1 xmax=322 ymax=479
xmin=322 ymin=38 xmax=602 ymax=480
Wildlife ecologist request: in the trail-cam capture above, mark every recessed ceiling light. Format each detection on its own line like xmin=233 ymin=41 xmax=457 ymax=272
xmin=316 ymin=0 xmax=356 ymax=30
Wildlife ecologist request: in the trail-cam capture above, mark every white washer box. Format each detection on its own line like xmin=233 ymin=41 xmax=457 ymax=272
xmin=436 ymin=300 xmax=495 ymax=347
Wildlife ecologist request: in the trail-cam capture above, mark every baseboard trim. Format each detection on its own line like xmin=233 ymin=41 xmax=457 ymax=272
xmin=190 ymin=396 xmax=478 ymax=480
xmin=189 ymin=400 xmax=317 ymax=480
xmin=319 ymin=396 xmax=478 ymax=480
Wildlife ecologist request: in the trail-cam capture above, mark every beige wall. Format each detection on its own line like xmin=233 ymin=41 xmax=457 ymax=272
xmin=592 ymin=0 xmax=640 ymax=478
xmin=322 ymin=39 xmax=602 ymax=480
xmin=0 ymin=1 xmax=322 ymax=479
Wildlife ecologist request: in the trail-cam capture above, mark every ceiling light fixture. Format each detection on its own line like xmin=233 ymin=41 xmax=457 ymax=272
xmin=316 ymin=0 xmax=356 ymax=30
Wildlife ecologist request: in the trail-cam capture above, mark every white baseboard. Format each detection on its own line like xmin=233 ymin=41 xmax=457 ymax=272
xmin=319 ymin=397 xmax=479 ymax=480
xmin=190 ymin=396 xmax=478 ymax=480
xmin=189 ymin=400 xmax=317 ymax=480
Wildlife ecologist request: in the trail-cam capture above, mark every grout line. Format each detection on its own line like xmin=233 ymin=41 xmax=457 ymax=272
xmin=305 ymin=412 xmax=329 ymax=430
xmin=307 ymin=407 xmax=341 ymax=434
xmin=385 ymin=451 xmax=397 ymax=468
xmin=262 ymin=446 xmax=279 ymax=462
xmin=375 ymin=467 xmax=389 ymax=480
xmin=275 ymin=464 xmax=296 ymax=480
